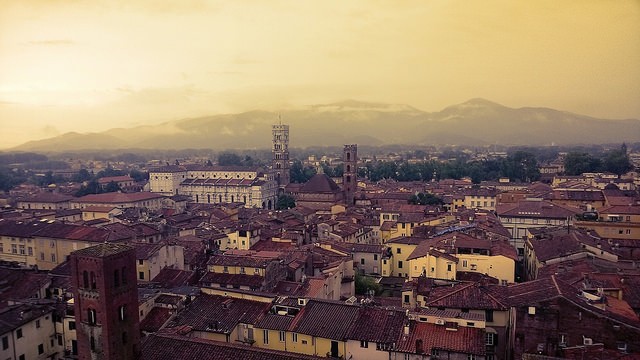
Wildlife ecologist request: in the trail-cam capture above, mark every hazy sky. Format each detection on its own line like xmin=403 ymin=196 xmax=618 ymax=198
xmin=1 ymin=0 xmax=639 ymax=149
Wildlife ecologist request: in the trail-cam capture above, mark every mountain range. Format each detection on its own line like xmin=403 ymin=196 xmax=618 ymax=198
xmin=10 ymin=99 xmax=640 ymax=152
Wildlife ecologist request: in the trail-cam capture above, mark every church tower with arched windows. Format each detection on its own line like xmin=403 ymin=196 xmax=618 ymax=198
xmin=70 ymin=243 xmax=140 ymax=360
xmin=272 ymin=122 xmax=290 ymax=190
xmin=343 ymin=144 xmax=358 ymax=205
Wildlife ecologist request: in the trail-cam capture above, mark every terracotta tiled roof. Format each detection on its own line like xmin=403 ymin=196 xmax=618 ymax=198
xmin=18 ymin=192 xmax=73 ymax=203
xmin=199 ymin=272 xmax=264 ymax=289
xmin=140 ymin=307 xmax=172 ymax=333
xmin=169 ymin=294 xmax=271 ymax=334
xmin=496 ymin=199 xmax=580 ymax=219
xmin=151 ymin=268 xmax=196 ymax=288
xmin=289 ymin=300 xmax=360 ymax=340
xmin=346 ymin=307 xmax=406 ymax=343
xmin=97 ymin=175 xmax=134 ymax=184
xmin=141 ymin=333 xmax=323 ymax=360
xmin=74 ymin=191 xmax=165 ymax=204
xmin=425 ymin=282 xmax=509 ymax=310
xmin=395 ymin=321 xmax=486 ymax=355
xmin=71 ymin=243 xmax=134 ymax=258
xmin=255 ymin=313 xmax=295 ymax=331
xmin=299 ymin=174 xmax=341 ymax=193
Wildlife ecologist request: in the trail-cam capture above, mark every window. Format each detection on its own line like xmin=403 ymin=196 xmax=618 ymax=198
xmin=292 ymin=333 xmax=298 ymax=343
xmin=404 ymin=294 xmax=410 ymax=303
xmin=114 ymin=269 xmax=120 ymax=287
xmin=223 ymin=266 xmax=229 ymax=273
xmin=90 ymin=336 xmax=96 ymax=351
xmin=138 ymin=259 xmax=144 ymax=265
xmin=38 ymin=344 xmax=44 ymax=354
xmin=263 ymin=330 xmax=269 ymax=344
xmin=88 ymin=309 xmax=97 ymax=325
xmin=118 ymin=305 xmax=126 ymax=321
xmin=396 ymin=248 xmax=401 ymax=254
xmin=279 ymin=331 xmax=286 ymax=342
xmin=360 ymin=340 xmax=368 ymax=348
xmin=19 ymin=355 xmax=25 ymax=360
xmin=462 ymin=260 xmax=468 ymax=267
xmin=11 ymin=244 xmax=17 ymax=254
xmin=83 ymin=271 xmax=89 ymax=288
xmin=90 ymin=272 xmax=96 ymax=289
xmin=19 ymin=245 xmax=25 ymax=255
xmin=485 ymin=333 xmax=495 ymax=346
xmin=16 ymin=328 xmax=22 ymax=339
xmin=431 ymin=349 xmax=440 ymax=356
xmin=467 ymin=355 xmax=477 ymax=360
xmin=69 ymin=321 xmax=76 ymax=330
xmin=447 ymin=264 xmax=452 ymax=271
xmin=28 ymin=247 xmax=33 ymax=256
xmin=139 ymin=271 xmax=145 ymax=280
xmin=36 ymin=319 xmax=41 ymax=328
xmin=240 ymin=267 xmax=245 ymax=274
xmin=373 ymin=254 xmax=378 ymax=261
xmin=2 ymin=336 xmax=8 ymax=350
xmin=486 ymin=310 xmax=494 ymax=322
xmin=360 ymin=258 xmax=365 ymax=265
xmin=51 ymin=254 xmax=56 ymax=262
xmin=398 ymin=261 xmax=403 ymax=268
xmin=404 ymin=354 xmax=410 ymax=360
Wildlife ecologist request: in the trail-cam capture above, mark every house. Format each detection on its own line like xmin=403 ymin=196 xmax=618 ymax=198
xmin=345 ymin=306 xmax=406 ymax=360
xmin=134 ymin=242 xmax=185 ymax=282
xmin=168 ymin=294 xmax=271 ymax=344
xmin=391 ymin=321 xmax=487 ymax=360
xmin=507 ymin=275 xmax=640 ymax=359
xmin=71 ymin=191 xmax=166 ymax=211
xmin=496 ymin=199 xmax=580 ymax=258
xmin=0 ymin=304 xmax=62 ymax=360
xmin=524 ymin=227 xmax=618 ymax=281
xmin=16 ymin=192 xmax=73 ymax=211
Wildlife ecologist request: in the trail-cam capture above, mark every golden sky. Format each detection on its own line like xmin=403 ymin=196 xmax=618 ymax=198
xmin=1 ymin=0 xmax=639 ymax=149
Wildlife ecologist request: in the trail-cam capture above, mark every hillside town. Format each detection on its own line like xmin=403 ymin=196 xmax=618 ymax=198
xmin=0 ymin=124 xmax=639 ymax=360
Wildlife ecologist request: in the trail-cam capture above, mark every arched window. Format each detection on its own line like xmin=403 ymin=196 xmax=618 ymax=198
xmin=90 ymin=272 xmax=97 ymax=290
xmin=347 ymin=153 xmax=351 ymax=161
xmin=83 ymin=271 xmax=89 ymax=288
xmin=118 ymin=305 xmax=126 ymax=321
xmin=346 ymin=165 xmax=350 ymax=172
xmin=207 ymin=194 xmax=211 ymax=203
xmin=231 ymin=195 xmax=234 ymax=203
xmin=243 ymin=196 xmax=247 ymax=204
xmin=88 ymin=308 xmax=97 ymax=325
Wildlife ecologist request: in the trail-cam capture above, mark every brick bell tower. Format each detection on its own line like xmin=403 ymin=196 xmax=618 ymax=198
xmin=70 ymin=243 xmax=140 ymax=360
xmin=343 ymin=144 xmax=358 ymax=206
xmin=272 ymin=122 xmax=290 ymax=191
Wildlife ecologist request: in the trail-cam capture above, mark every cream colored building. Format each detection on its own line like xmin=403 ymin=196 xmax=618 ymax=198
xmin=0 ymin=304 xmax=62 ymax=360
xmin=150 ymin=165 xmax=279 ymax=209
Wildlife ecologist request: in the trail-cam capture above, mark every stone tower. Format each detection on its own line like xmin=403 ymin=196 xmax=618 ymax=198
xmin=70 ymin=243 xmax=140 ymax=360
xmin=272 ymin=123 xmax=290 ymax=190
xmin=343 ymin=144 xmax=358 ymax=205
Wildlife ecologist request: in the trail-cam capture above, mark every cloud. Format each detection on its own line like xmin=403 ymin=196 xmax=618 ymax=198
xmin=26 ymin=39 xmax=75 ymax=46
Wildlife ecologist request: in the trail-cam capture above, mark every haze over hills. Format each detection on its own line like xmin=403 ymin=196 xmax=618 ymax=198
xmin=10 ymin=99 xmax=640 ymax=152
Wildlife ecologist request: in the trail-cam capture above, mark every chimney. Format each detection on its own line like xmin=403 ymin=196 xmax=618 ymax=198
xmin=404 ymin=324 xmax=410 ymax=335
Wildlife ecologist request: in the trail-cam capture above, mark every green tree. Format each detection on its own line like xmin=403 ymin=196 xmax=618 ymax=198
xmin=217 ymin=152 xmax=243 ymax=166
xmin=603 ymin=144 xmax=633 ymax=175
xmin=276 ymin=194 xmax=296 ymax=210
xmin=104 ymin=181 xmax=121 ymax=193
xmin=355 ymin=274 xmax=381 ymax=295
xmin=409 ymin=192 xmax=444 ymax=206
xmin=129 ymin=169 xmax=148 ymax=182
xmin=564 ymin=152 xmax=602 ymax=175
xmin=290 ymin=160 xmax=316 ymax=183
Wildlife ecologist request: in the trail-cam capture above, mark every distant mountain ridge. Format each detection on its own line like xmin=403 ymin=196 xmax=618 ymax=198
xmin=10 ymin=99 xmax=640 ymax=151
